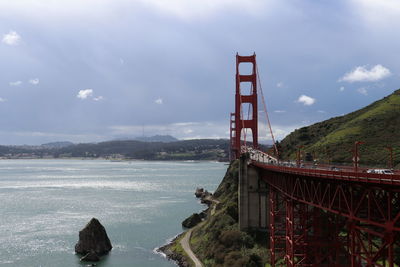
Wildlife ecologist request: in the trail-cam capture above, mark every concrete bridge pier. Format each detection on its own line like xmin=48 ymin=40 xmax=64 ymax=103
xmin=238 ymin=153 xmax=268 ymax=230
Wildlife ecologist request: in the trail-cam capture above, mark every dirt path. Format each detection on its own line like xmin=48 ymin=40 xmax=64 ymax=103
xmin=180 ymin=227 xmax=203 ymax=267
xmin=180 ymin=195 xmax=220 ymax=267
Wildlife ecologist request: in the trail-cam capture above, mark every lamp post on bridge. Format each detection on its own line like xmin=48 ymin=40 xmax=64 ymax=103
xmin=353 ymin=141 xmax=364 ymax=173
xmin=297 ymin=145 xmax=304 ymax=167
xmin=386 ymin=146 xmax=393 ymax=169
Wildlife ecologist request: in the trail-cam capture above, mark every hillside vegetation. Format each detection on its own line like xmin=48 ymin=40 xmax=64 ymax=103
xmin=279 ymin=89 xmax=400 ymax=167
xmin=190 ymin=160 xmax=268 ymax=266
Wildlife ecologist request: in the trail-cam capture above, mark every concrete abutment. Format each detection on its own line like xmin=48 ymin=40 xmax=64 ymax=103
xmin=238 ymin=153 xmax=269 ymax=230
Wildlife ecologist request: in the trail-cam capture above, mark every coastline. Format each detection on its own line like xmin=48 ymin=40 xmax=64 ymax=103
xmin=155 ymin=232 xmax=191 ymax=267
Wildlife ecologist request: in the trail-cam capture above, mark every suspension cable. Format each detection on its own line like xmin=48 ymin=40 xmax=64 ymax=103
xmin=238 ymin=74 xmax=247 ymax=150
xmin=256 ymin=65 xmax=279 ymax=157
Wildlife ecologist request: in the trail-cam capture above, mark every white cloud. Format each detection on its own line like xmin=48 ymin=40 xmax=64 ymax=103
xmin=2 ymin=30 xmax=21 ymax=46
xmin=339 ymin=86 xmax=345 ymax=92
xmin=274 ymin=110 xmax=286 ymax=113
xmin=29 ymin=78 xmax=39 ymax=85
xmin=351 ymin=0 xmax=400 ymax=27
xmin=8 ymin=130 xmax=106 ymax=144
xmin=77 ymin=89 xmax=93 ymax=99
xmin=357 ymin=87 xmax=368 ymax=95
xmin=93 ymin=96 xmax=104 ymax=101
xmin=155 ymin=98 xmax=163 ymax=104
xmin=9 ymin=81 xmax=22 ymax=86
xmin=172 ymin=122 xmax=199 ymax=127
xmin=276 ymin=82 xmax=284 ymax=88
xmin=0 ymin=97 xmax=6 ymax=102
xmin=258 ymin=122 xmax=305 ymax=142
xmin=184 ymin=129 xmax=193 ymax=134
xmin=317 ymin=110 xmax=326 ymax=113
xmin=339 ymin=65 xmax=391 ymax=82
xmin=0 ymin=0 xmax=276 ymax=22
xmin=109 ymin=121 xmax=228 ymax=140
xmin=138 ymin=0 xmax=270 ymax=20
xmin=297 ymin=95 xmax=316 ymax=106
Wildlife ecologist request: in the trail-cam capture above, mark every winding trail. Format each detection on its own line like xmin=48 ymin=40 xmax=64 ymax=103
xmin=180 ymin=227 xmax=203 ymax=267
xmin=180 ymin=196 xmax=220 ymax=267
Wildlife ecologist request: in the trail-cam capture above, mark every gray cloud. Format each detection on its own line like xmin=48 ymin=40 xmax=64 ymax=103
xmin=0 ymin=1 xmax=398 ymax=144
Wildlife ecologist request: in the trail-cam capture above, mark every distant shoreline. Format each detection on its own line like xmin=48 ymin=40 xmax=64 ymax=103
xmin=0 ymin=157 xmax=227 ymax=162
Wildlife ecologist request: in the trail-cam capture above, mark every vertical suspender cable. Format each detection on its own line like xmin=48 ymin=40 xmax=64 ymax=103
xmin=256 ymin=65 xmax=279 ymax=157
xmin=238 ymin=74 xmax=247 ymax=150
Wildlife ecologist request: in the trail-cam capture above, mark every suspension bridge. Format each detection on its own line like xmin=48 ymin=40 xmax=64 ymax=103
xmin=230 ymin=53 xmax=400 ymax=266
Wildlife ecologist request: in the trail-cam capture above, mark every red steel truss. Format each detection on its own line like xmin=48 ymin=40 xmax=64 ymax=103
xmin=261 ymin=164 xmax=400 ymax=266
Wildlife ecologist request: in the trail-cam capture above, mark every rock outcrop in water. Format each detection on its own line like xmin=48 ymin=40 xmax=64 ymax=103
xmin=75 ymin=218 xmax=112 ymax=261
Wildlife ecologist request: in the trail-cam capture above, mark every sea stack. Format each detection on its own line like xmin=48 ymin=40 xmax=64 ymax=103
xmin=75 ymin=218 xmax=112 ymax=261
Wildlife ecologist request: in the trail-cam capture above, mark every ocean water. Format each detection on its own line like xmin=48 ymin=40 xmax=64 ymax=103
xmin=0 ymin=159 xmax=227 ymax=267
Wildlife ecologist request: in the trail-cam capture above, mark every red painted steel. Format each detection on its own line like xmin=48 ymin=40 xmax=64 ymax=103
xmin=231 ymin=53 xmax=258 ymax=159
xmin=260 ymin=161 xmax=400 ymax=266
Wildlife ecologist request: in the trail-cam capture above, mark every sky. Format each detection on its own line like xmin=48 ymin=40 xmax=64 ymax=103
xmin=0 ymin=0 xmax=400 ymax=145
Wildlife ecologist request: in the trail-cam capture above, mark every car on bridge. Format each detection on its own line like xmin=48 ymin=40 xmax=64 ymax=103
xmin=366 ymin=169 xmax=394 ymax=174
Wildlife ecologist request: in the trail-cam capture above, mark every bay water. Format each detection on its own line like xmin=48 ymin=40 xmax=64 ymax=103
xmin=0 ymin=159 xmax=227 ymax=266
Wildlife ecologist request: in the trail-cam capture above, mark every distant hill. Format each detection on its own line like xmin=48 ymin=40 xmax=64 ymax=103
xmin=134 ymin=135 xmax=178 ymax=143
xmin=279 ymin=89 xmax=400 ymax=167
xmin=0 ymin=139 xmax=229 ymax=161
xmin=41 ymin=141 xmax=74 ymax=148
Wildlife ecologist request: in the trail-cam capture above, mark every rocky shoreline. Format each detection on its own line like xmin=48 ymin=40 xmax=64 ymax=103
xmin=156 ymin=233 xmax=190 ymax=267
xmin=156 ymin=187 xmax=213 ymax=267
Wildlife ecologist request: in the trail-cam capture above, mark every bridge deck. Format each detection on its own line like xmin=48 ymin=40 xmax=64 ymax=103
xmin=252 ymin=161 xmax=400 ymax=186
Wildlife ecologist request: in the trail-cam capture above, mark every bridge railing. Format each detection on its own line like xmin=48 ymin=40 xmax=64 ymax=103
xmin=247 ymin=149 xmax=400 ymax=186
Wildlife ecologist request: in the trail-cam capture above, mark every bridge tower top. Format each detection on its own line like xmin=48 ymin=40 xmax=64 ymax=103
xmin=230 ymin=53 xmax=258 ymax=160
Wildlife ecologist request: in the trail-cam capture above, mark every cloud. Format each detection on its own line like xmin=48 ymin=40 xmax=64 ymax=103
xmin=357 ymin=87 xmax=368 ymax=95
xmin=109 ymin=121 xmax=228 ymax=140
xmin=276 ymin=82 xmax=284 ymax=88
xmin=9 ymin=81 xmax=22 ymax=86
xmin=339 ymin=64 xmax=391 ymax=82
xmin=297 ymin=95 xmax=316 ymax=106
xmin=339 ymin=86 xmax=345 ymax=92
xmin=77 ymin=89 xmax=93 ymax=99
xmin=184 ymin=129 xmax=193 ymax=134
xmin=317 ymin=110 xmax=326 ymax=113
xmin=351 ymin=0 xmax=400 ymax=27
xmin=93 ymin=96 xmax=104 ymax=101
xmin=258 ymin=122 xmax=305 ymax=142
xmin=0 ymin=97 xmax=6 ymax=102
xmin=2 ymin=30 xmax=21 ymax=45
xmin=29 ymin=78 xmax=39 ymax=85
xmin=274 ymin=110 xmax=286 ymax=113
xmin=155 ymin=98 xmax=163 ymax=104
xmin=138 ymin=0 xmax=270 ymax=20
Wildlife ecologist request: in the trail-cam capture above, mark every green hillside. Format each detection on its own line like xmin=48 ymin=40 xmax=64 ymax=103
xmin=279 ymin=89 xmax=400 ymax=168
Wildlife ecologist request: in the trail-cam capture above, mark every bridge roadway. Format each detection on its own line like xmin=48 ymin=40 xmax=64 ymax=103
xmin=252 ymin=161 xmax=400 ymax=186
xmin=245 ymin=147 xmax=400 ymax=186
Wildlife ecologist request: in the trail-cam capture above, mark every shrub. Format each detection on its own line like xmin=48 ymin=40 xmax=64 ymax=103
xmin=224 ymin=251 xmax=247 ymax=266
xmin=219 ymin=230 xmax=243 ymax=248
xmin=226 ymin=202 xmax=238 ymax=221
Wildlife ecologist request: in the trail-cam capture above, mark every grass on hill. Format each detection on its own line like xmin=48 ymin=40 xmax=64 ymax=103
xmin=279 ymin=89 xmax=400 ymax=168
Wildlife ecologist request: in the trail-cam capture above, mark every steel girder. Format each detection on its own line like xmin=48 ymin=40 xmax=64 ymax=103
xmin=264 ymin=169 xmax=400 ymax=266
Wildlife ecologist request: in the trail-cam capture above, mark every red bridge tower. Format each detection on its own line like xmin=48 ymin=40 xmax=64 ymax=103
xmin=231 ymin=53 xmax=258 ymax=160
